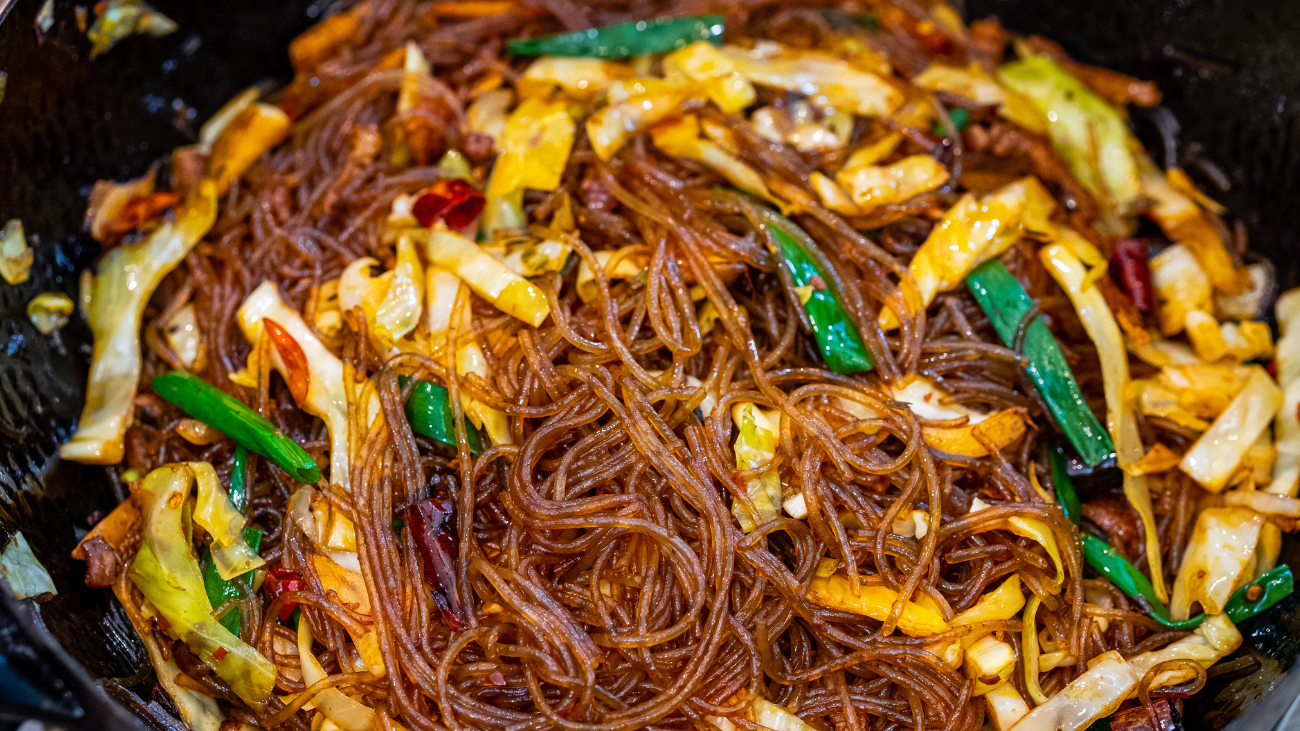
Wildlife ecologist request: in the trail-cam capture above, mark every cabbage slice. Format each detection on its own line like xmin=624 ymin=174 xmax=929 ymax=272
xmin=1008 ymin=651 xmax=1138 ymax=731
xmin=1041 ymin=242 xmax=1166 ymax=600
xmin=237 ymin=281 xmax=350 ymax=490
xmin=1000 ymin=55 xmax=1139 ymax=210
xmin=61 ymin=181 xmax=218 ymax=464
xmin=1180 ymin=366 xmax=1283 ymax=492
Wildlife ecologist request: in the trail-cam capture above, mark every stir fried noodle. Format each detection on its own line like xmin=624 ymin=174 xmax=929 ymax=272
xmin=59 ymin=2 xmax=1300 ymax=730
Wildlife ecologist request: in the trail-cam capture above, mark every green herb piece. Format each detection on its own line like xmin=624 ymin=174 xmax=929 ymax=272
xmin=507 ymin=14 xmax=724 ymax=59
xmin=152 ymin=371 xmax=321 ymax=484
xmin=966 ymin=260 xmax=1114 ymax=467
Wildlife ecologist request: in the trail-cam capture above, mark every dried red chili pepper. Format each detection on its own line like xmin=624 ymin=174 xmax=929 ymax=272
xmin=264 ymin=567 xmax=305 ymax=621
xmin=406 ymin=495 xmax=467 ymax=631
xmin=412 ymin=179 xmax=485 ymax=229
xmin=1111 ymin=239 xmax=1155 ymax=312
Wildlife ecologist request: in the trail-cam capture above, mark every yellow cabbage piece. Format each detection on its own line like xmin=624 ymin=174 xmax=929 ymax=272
xmin=885 ymin=176 xmax=1054 ymax=329
xmin=1128 ymin=613 xmax=1241 ymax=690
xmin=190 ymin=461 xmax=264 ymax=580
xmin=984 ymin=681 xmax=1030 ymax=731
xmin=834 ymin=155 xmax=949 ymax=212
xmin=662 ymin=41 xmax=757 ymax=114
xmin=518 ymin=56 xmax=633 ymax=100
xmin=423 ymin=226 xmax=550 ymax=327
xmin=1170 ymin=507 xmax=1263 ymax=620
xmin=61 ymin=181 xmax=218 ymax=464
xmin=1270 ymin=288 xmax=1300 ymax=496
xmin=1000 ymin=55 xmax=1139 ymax=209
xmin=1140 ymin=158 xmax=1251 ymax=294
xmin=1150 ymin=243 xmax=1212 ymax=336
xmin=485 ymin=97 xmax=575 ymax=197
xmin=338 ymin=233 xmax=425 ymax=350
xmin=730 ymin=402 xmax=782 ymax=532
xmin=716 ymin=40 xmax=902 ymax=117
xmin=586 ymin=77 xmax=704 ymax=161
xmin=806 ymin=573 xmax=950 ymax=637
xmin=1180 ymin=366 xmax=1283 ymax=492
xmin=1007 ymin=651 xmax=1138 ymax=731
xmin=651 ymin=114 xmax=771 ymax=202
xmin=1042 ymin=242 xmax=1165 ymax=599
xmin=237 ymin=281 xmax=350 ymax=490
xmin=130 ymin=465 xmax=276 ymax=706
xmin=913 ymin=62 xmax=1048 ymax=135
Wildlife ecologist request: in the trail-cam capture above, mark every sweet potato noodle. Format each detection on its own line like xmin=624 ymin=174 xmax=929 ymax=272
xmin=93 ymin=1 xmax=1252 ymax=730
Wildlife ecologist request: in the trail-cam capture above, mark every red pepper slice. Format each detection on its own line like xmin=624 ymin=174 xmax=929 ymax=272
xmin=412 ymin=179 xmax=485 ymax=229
xmin=1111 ymin=239 xmax=1155 ymax=312
xmin=263 ymin=320 xmax=311 ymax=408
xmin=406 ymin=496 xmax=468 ymax=631
xmin=265 ymin=567 xmax=305 ymax=621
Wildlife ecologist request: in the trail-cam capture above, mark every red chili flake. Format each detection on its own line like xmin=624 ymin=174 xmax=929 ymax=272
xmin=412 ymin=179 xmax=486 ymax=229
xmin=405 ymin=495 xmax=468 ymax=631
xmin=212 ymin=647 xmax=228 ymax=662
xmin=1267 ymin=360 xmax=1278 ymax=378
xmin=263 ymin=320 xmax=311 ymax=408
xmin=1110 ymin=239 xmax=1154 ymax=312
xmin=265 ymin=567 xmax=306 ymax=621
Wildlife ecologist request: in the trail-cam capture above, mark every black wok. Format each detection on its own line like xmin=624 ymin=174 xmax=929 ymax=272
xmin=0 ymin=0 xmax=1298 ymax=728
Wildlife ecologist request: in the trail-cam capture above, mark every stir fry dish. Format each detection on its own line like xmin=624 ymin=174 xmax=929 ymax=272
xmin=54 ymin=1 xmax=1300 ymax=730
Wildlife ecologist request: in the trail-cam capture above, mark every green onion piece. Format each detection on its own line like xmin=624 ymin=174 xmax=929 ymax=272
xmin=1224 ymin=565 xmax=1293 ymax=625
xmin=203 ymin=527 xmax=262 ymax=635
xmin=1081 ymin=534 xmax=1166 ymax=614
xmin=1082 ymin=534 xmax=1293 ymax=629
xmin=228 ymin=445 xmax=249 ymax=513
xmin=966 ymin=260 xmax=1114 ymax=467
xmin=931 ymin=107 xmax=970 ymax=137
xmin=1049 ymin=443 xmax=1083 ymax=525
xmin=152 ymin=371 xmax=321 ymax=484
xmin=402 ymin=377 xmax=484 ymax=455
xmin=756 ymin=208 xmax=874 ymax=374
xmin=506 ymin=14 xmax=724 ymax=59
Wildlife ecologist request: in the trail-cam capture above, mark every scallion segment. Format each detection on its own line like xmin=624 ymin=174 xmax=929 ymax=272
xmin=151 ymin=370 xmax=321 ymax=484
xmin=402 ymin=377 xmax=484 ymax=455
xmin=966 ymin=259 xmax=1114 ymax=466
xmin=757 ymin=208 xmax=875 ymax=374
xmin=507 ymin=14 xmax=724 ymax=59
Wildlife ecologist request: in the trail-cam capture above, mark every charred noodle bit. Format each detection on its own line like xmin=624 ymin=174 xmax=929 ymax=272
xmin=62 ymin=3 xmax=1300 ymax=731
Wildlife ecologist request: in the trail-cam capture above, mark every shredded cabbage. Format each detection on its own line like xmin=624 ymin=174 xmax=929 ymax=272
xmin=61 ymin=181 xmax=218 ymax=464
xmin=1269 ymin=288 xmax=1300 ymax=496
xmin=1170 ymin=507 xmax=1262 ymax=620
xmin=1180 ymin=366 xmax=1282 ymax=492
xmin=1041 ymin=242 xmax=1166 ymax=599
xmin=1000 ymin=55 xmax=1140 ymax=209
xmin=1007 ymin=650 xmax=1138 ymax=731
xmin=0 ymin=532 xmax=56 ymax=600
xmin=237 ymin=281 xmax=350 ymax=490
xmin=130 ymin=464 xmax=276 ymax=706
xmin=730 ymin=403 xmax=782 ymax=532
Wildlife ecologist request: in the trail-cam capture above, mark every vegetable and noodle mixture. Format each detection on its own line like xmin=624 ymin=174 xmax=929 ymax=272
xmin=56 ymin=1 xmax=1300 ymax=730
